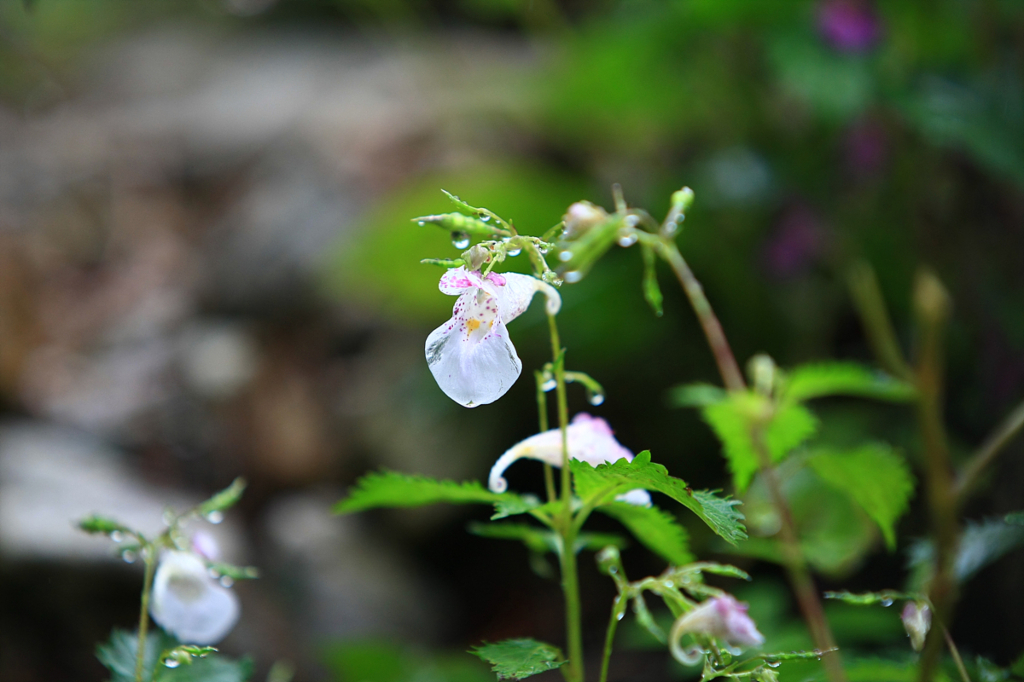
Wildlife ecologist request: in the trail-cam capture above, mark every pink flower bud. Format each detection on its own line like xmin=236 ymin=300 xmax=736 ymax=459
xmin=670 ymin=594 xmax=764 ymax=663
xmin=901 ymin=602 xmax=931 ymax=652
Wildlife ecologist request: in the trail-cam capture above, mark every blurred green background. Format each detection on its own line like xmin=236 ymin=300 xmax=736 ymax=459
xmin=0 ymin=1 xmax=1021 ymax=681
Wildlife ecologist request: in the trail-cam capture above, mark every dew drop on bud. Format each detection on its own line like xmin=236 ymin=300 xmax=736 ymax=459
xmin=110 ymin=530 xmax=123 ymax=543
xmin=881 ymin=598 xmax=893 ymax=607
xmin=587 ymin=390 xmax=605 ymax=406
xmin=417 ymin=220 xmax=426 ymax=226
xmin=564 ymin=271 xmax=582 ymax=283
xmin=616 ymin=611 xmax=625 ymax=621
xmin=558 ymin=250 xmax=573 ymax=262
xmin=617 ymin=232 xmax=638 ymax=247
xmin=478 ymin=214 xmax=491 ymax=223
xmin=163 ymin=658 xmax=181 ymax=669
xmin=205 ymin=510 xmax=224 ymax=525
xmin=219 ymin=575 xmax=234 ymax=588
xmin=507 ymin=247 xmax=521 ymax=257
xmin=767 ymin=661 xmax=781 ymax=669
xmin=451 ymin=232 xmax=471 ymax=249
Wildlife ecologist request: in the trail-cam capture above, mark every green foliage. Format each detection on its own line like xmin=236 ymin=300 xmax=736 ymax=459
xmin=569 ymin=451 xmax=747 ymax=545
xmin=640 ymin=242 xmax=663 ymax=316
xmin=322 ymin=640 xmax=492 ymax=682
xmin=198 ymin=478 xmax=247 ymax=518
xmin=807 ymin=444 xmax=915 ymax=549
xmin=701 ymin=393 xmax=819 ymax=492
xmin=334 ymin=470 xmax=519 ymax=514
xmin=470 ymin=639 xmax=566 ymax=680
xmin=782 ymin=362 xmax=916 ymax=403
xmin=206 ymin=562 xmax=259 ymax=582
xmin=596 ymin=502 xmax=693 ymax=565
xmin=843 ymin=657 xmax=952 ymax=682
xmin=78 ymin=515 xmax=133 ymax=536
xmin=667 ymin=382 xmax=726 ymax=408
xmin=467 ymin=521 xmax=627 ymax=555
xmin=97 ymin=630 xmax=252 ymax=682
xmin=824 ymin=590 xmax=919 ymax=606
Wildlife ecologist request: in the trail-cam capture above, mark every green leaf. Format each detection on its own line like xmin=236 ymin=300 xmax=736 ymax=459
xmin=97 ymin=629 xmax=252 ymax=682
xmin=763 ymin=648 xmax=839 ymax=662
xmin=823 ymin=590 xmax=919 ymax=606
xmin=470 ymin=639 xmax=566 ymax=680
xmin=701 ymin=393 xmax=819 ymax=492
xmin=640 ymin=242 xmax=663 ymax=316
xmin=842 ymin=657 xmax=953 ymax=682
xmin=334 ymin=471 xmax=521 ymax=514
xmin=78 ymin=515 xmax=133 ymax=537
xmin=597 ymin=502 xmax=693 ymax=565
xmin=667 ymin=382 xmax=727 ymax=408
xmin=157 ymin=655 xmax=253 ymax=682
xmin=206 ymin=562 xmax=259 ymax=581
xmin=491 ymin=495 xmax=550 ymax=520
xmin=570 ymin=452 xmax=747 ymax=545
xmin=198 ymin=478 xmax=246 ymax=518
xmin=782 ymin=362 xmax=916 ymax=403
xmin=807 ymin=444 xmax=914 ymax=549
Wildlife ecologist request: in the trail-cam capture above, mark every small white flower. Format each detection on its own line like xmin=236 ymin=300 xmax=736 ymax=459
xmin=488 ymin=413 xmax=651 ymax=506
xmin=426 ymin=267 xmax=560 ymax=407
xmin=150 ymin=550 xmax=239 ymax=645
xmin=901 ymin=601 xmax=931 ymax=652
xmin=670 ymin=594 xmax=764 ymax=664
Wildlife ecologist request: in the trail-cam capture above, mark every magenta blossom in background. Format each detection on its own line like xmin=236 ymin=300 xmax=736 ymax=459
xmin=817 ymin=0 xmax=882 ymax=53
xmin=488 ymin=413 xmax=651 ymax=506
xmin=762 ymin=205 xmax=827 ymax=279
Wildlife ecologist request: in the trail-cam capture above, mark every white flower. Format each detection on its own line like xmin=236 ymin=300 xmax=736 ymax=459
xmin=670 ymin=594 xmax=764 ymax=663
xmin=150 ymin=550 xmax=239 ymax=645
xmin=426 ymin=267 xmax=560 ymax=407
xmin=488 ymin=413 xmax=651 ymax=506
xmin=901 ymin=601 xmax=931 ymax=651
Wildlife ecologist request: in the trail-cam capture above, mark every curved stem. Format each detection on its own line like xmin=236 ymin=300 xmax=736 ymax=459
xmin=955 ymin=398 xmax=1024 ymax=501
xmin=135 ymin=543 xmax=157 ymax=682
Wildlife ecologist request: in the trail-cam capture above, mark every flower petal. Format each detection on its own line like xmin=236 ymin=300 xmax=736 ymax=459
xmin=150 ymin=551 xmax=239 ymax=645
xmin=488 ymin=413 xmax=634 ymax=493
xmin=493 ymin=273 xmax=562 ymax=322
xmin=426 ymin=306 xmax=522 ymax=408
xmin=439 ymin=267 xmax=486 ymax=296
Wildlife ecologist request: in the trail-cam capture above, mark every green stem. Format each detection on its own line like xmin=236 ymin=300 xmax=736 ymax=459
xmin=943 ymin=627 xmax=972 ymax=682
xmin=955 ymin=398 xmax=1024 ymax=501
xmin=648 ymin=237 xmax=745 ymax=392
xmin=135 ymin=543 xmax=157 ymax=682
xmin=535 ymin=370 xmax=557 ymax=503
xmin=547 ymin=311 xmax=583 ymax=682
xmin=599 ymin=595 xmax=628 ymax=682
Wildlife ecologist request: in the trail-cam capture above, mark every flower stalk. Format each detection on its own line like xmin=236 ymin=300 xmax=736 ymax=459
xmin=135 ymin=541 xmax=157 ymax=682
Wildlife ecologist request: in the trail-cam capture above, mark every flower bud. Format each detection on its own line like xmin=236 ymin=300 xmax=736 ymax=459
xmin=670 ymin=594 xmax=764 ymax=664
xmin=901 ymin=601 xmax=931 ymax=652
xmin=562 ymin=201 xmax=608 ymax=240
xmin=463 ymin=244 xmax=491 ymax=271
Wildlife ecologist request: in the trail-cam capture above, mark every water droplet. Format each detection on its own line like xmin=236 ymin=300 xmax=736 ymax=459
xmin=417 ymin=220 xmax=426 ymax=227
xmin=219 ymin=575 xmax=234 ymax=588
xmin=110 ymin=531 xmax=123 ymax=543
xmin=451 ymin=232 xmax=470 ymax=249
xmin=507 ymin=247 xmax=521 ymax=257
xmin=163 ymin=658 xmax=181 ymax=669
xmin=881 ymin=598 xmax=893 ymax=607
xmin=767 ymin=661 xmax=781 ymax=669
xmin=208 ymin=567 xmax=220 ymax=579
xmin=663 ymin=223 xmax=678 ymax=236
xmin=539 ymin=245 xmax=549 ymax=254
xmin=541 ymin=379 xmax=557 ymax=392
xmin=121 ymin=550 xmax=137 ymax=564
xmin=479 ymin=214 xmax=491 ymax=223
xmin=205 ymin=510 xmax=225 ymax=524
xmin=558 ymin=250 xmax=573 ymax=262
xmin=564 ymin=271 xmax=582 ymax=284
xmin=663 ymin=580 xmax=673 ymax=588
xmin=587 ymin=391 xmax=605 ymax=406
xmin=616 ymin=611 xmax=625 ymax=621
xmin=625 ymin=215 xmax=640 ymax=227
xmin=617 ymin=232 xmax=638 ymax=247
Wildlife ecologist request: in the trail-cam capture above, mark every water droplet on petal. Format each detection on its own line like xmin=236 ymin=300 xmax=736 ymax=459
xmin=451 ymin=232 xmax=471 ymax=249
xmin=219 ymin=575 xmax=234 ymax=588
xmin=121 ymin=550 xmax=137 ymax=564
xmin=564 ymin=271 xmax=582 ymax=283
xmin=205 ymin=510 xmax=224 ymax=524
xmin=163 ymin=658 xmax=181 ymax=669
xmin=558 ymin=250 xmax=573 ymax=262
xmin=110 ymin=531 xmax=123 ymax=543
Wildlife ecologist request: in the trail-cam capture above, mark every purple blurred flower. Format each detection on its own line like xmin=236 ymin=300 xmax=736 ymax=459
xmin=817 ymin=0 xmax=883 ymax=53
xmin=670 ymin=594 xmax=764 ymax=664
xmin=844 ymin=118 xmax=889 ymax=177
xmin=762 ymin=206 xmax=826 ymax=279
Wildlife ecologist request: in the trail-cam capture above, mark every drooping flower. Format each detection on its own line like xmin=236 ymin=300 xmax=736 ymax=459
xmin=488 ymin=413 xmax=651 ymax=506
xmin=150 ymin=550 xmax=240 ymax=645
xmin=901 ymin=601 xmax=931 ymax=652
xmin=426 ymin=267 xmax=561 ymax=407
xmin=670 ymin=594 xmax=764 ymax=663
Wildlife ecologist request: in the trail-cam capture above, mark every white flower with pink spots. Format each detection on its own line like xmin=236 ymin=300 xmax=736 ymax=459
xmin=426 ymin=267 xmax=560 ymax=407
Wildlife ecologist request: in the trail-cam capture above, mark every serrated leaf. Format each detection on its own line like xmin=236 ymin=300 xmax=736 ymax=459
xmin=701 ymin=394 xmax=819 ymax=493
xmin=807 ymin=444 xmax=914 ymax=549
xmin=97 ymin=629 xmax=252 ymax=682
xmin=334 ymin=471 xmax=521 ymax=514
xmin=640 ymin=242 xmax=663 ymax=316
xmin=783 ymin=362 xmax=916 ymax=403
xmin=570 ymin=452 xmax=747 ymax=545
xmin=667 ymin=383 xmax=727 ymax=408
xmin=597 ymin=502 xmax=693 ymax=565
xmin=491 ymin=495 xmax=548 ymax=520
xmin=471 ymin=639 xmax=566 ymax=680
xmin=198 ymin=478 xmax=246 ymax=517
